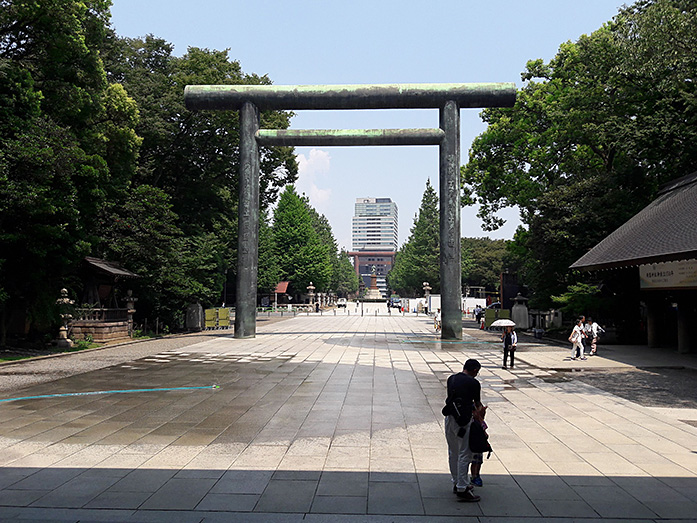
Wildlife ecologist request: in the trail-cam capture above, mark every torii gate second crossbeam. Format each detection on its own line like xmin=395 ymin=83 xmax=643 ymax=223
xmin=184 ymin=83 xmax=516 ymax=340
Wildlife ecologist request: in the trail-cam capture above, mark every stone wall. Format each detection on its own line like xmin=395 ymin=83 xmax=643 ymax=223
xmin=70 ymin=320 xmax=129 ymax=342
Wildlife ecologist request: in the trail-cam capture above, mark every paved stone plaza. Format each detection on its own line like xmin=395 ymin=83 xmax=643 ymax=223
xmin=1 ymin=306 xmax=697 ymax=522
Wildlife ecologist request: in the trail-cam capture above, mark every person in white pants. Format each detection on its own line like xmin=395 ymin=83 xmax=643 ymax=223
xmin=570 ymin=318 xmax=586 ymax=360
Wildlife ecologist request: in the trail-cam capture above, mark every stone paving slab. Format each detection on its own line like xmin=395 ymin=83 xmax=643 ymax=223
xmin=0 ymin=306 xmax=696 ymax=521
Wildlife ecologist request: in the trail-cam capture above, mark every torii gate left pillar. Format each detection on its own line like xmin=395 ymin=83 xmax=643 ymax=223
xmin=185 ymin=83 xmax=516 ymax=339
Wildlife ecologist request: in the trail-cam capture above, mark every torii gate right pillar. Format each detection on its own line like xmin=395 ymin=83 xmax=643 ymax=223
xmin=439 ymin=100 xmax=462 ymax=339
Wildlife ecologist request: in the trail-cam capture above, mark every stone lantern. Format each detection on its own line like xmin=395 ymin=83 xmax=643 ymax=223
xmin=511 ymin=292 xmax=530 ymax=330
xmin=55 ymin=288 xmax=75 ymax=348
xmin=422 ymin=281 xmax=432 ymax=314
xmin=307 ymin=282 xmax=315 ymax=306
xmin=123 ymin=289 xmax=138 ymax=337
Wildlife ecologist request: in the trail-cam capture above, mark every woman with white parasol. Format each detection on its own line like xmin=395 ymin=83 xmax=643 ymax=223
xmin=492 ymin=319 xmax=517 ymax=369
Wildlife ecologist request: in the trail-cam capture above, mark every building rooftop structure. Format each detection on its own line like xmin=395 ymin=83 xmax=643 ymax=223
xmin=570 ymin=172 xmax=697 ymax=354
xmin=352 ymin=197 xmax=398 ymax=252
xmin=351 ymin=198 xmax=398 ymax=298
xmin=570 ymin=172 xmax=697 ymax=271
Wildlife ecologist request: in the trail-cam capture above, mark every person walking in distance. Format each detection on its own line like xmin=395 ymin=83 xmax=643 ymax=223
xmin=588 ymin=317 xmax=605 ymax=355
xmin=501 ymin=325 xmax=517 ymax=369
xmin=569 ymin=317 xmax=586 ymax=360
xmin=583 ymin=317 xmax=593 ymax=356
xmin=442 ymin=359 xmax=483 ymax=502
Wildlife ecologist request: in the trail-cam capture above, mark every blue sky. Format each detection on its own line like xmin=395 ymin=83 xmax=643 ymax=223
xmin=110 ymin=0 xmax=624 ymax=250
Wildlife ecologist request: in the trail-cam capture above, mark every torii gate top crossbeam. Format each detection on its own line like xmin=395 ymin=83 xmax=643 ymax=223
xmin=184 ymin=82 xmax=516 ymax=111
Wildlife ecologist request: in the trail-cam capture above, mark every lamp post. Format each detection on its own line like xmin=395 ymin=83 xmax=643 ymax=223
xmin=422 ymin=281 xmax=432 ymax=314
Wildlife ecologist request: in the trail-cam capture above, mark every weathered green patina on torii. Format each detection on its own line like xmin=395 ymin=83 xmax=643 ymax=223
xmin=184 ymin=82 xmax=516 ymax=340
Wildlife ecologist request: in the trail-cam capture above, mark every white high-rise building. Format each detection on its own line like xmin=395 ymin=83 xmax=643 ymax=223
xmin=350 ymin=198 xmax=398 ymax=298
xmin=351 ymin=198 xmax=398 ymax=251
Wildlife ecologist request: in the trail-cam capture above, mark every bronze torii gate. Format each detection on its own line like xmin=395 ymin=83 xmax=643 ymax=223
xmin=184 ymin=83 xmax=516 ymax=340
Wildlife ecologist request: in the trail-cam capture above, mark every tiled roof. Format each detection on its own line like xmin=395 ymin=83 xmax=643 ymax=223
xmin=84 ymin=257 xmax=140 ymax=279
xmin=570 ymin=172 xmax=697 ymax=271
xmin=274 ymin=281 xmax=289 ymax=293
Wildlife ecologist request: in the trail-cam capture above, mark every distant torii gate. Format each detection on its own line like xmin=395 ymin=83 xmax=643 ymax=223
xmin=184 ymin=83 xmax=516 ymax=340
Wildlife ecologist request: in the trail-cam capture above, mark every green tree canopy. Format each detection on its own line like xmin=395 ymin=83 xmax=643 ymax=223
xmin=334 ymin=249 xmax=360 ymax=297
xmin=461 ymin=237 xmax=515 ymax=291
xmin=100 ymin=34 xmax=298 ymax=320
xmin=1 ymin=3 xmax=301 ymax=339
xmin=0 ymin=0 xmax=140 ymax=340
xmin=461 ymin=0 xmax=697 ymax=306
xmin=257 ymin=211 xmax=280 ymax=295
xmin=387 ymin=180 xmax=440 ymax=296
xmin=272 ymin=186 xmax=333 ymax=295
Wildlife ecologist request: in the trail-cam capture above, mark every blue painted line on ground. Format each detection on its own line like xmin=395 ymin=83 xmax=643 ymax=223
xmin=0 ymin=385 xmax=219 ymax=404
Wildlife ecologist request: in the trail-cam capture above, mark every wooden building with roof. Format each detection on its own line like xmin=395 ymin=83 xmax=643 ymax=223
xmin=571 ymin=172 xmax=697 ymax=353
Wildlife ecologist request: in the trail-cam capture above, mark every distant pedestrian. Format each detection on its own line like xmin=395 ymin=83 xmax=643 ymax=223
xmin=583 ymin=317 xmax=593 ymax=355
xmin=475 ymin=306 xmax=482 ymax=324
xmin=501 ymin=325 xmax=517 ymax=369
xmin=434 ymin=308 xmax=442 ymax=332
xmin=569 ymin=317 xmax=586 ymax=360
xmin=588 ymin=318 xmax=605 ymax=355
xmin=442 ymin=359 xmax=483 ymax=502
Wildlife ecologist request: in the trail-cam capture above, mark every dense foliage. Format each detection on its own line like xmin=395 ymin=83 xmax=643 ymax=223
xmin=0 ymin=0 xmax=138 ymax=342
xmin=461 ymin=0 xmax=697 ymax=308
xmin=0 ymin=1 xmax=317 ymax=342
xmin=99 ymin=34 xmax=298 ymax=323
xmin=461 ymin=237 xmax=519 ymax=291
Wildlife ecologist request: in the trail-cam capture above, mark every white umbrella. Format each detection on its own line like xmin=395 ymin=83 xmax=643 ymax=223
xmin=490 ymin=319 xmax=516 ymax=327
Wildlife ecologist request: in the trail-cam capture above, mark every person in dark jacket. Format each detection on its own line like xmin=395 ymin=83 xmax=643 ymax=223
xmin=501 ymin=326 xmax=518 ymax=369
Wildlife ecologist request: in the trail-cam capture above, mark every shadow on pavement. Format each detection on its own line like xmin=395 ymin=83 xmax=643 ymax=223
xmin=1 ymin=467 xmax=696 ymax=520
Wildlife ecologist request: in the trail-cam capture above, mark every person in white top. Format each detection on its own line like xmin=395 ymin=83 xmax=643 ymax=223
xmin=434 ymin=308 xmax=442 ymax=332
xmin=569 ymin=318 xmax=586 ymax=360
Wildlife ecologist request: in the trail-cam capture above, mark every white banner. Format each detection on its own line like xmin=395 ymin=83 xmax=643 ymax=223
xmin=639 ymin=259 xmax=697 ymax=290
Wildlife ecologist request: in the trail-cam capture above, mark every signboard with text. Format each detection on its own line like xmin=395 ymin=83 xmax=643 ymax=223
xmin=639 ymin=259 xmax=697 ymax=290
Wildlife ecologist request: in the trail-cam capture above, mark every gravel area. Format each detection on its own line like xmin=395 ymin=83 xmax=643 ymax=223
xmin=567 ymin=366 xmax=697 ymax=409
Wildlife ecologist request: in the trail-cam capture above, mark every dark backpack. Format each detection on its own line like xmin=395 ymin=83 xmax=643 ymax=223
xmin=469 ymin=421 xmax=492 ymax=457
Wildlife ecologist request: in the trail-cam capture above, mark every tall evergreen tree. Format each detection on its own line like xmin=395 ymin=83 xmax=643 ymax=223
xmin=257 ymin=211 xmax=280 ymax=295
xmin=272 ymin=186 xmax=332 ymax=295
xmin=334 ymin=250 xmax=360 ymax=297
xmin=387 ymin=180 xmax=440 ymax=296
